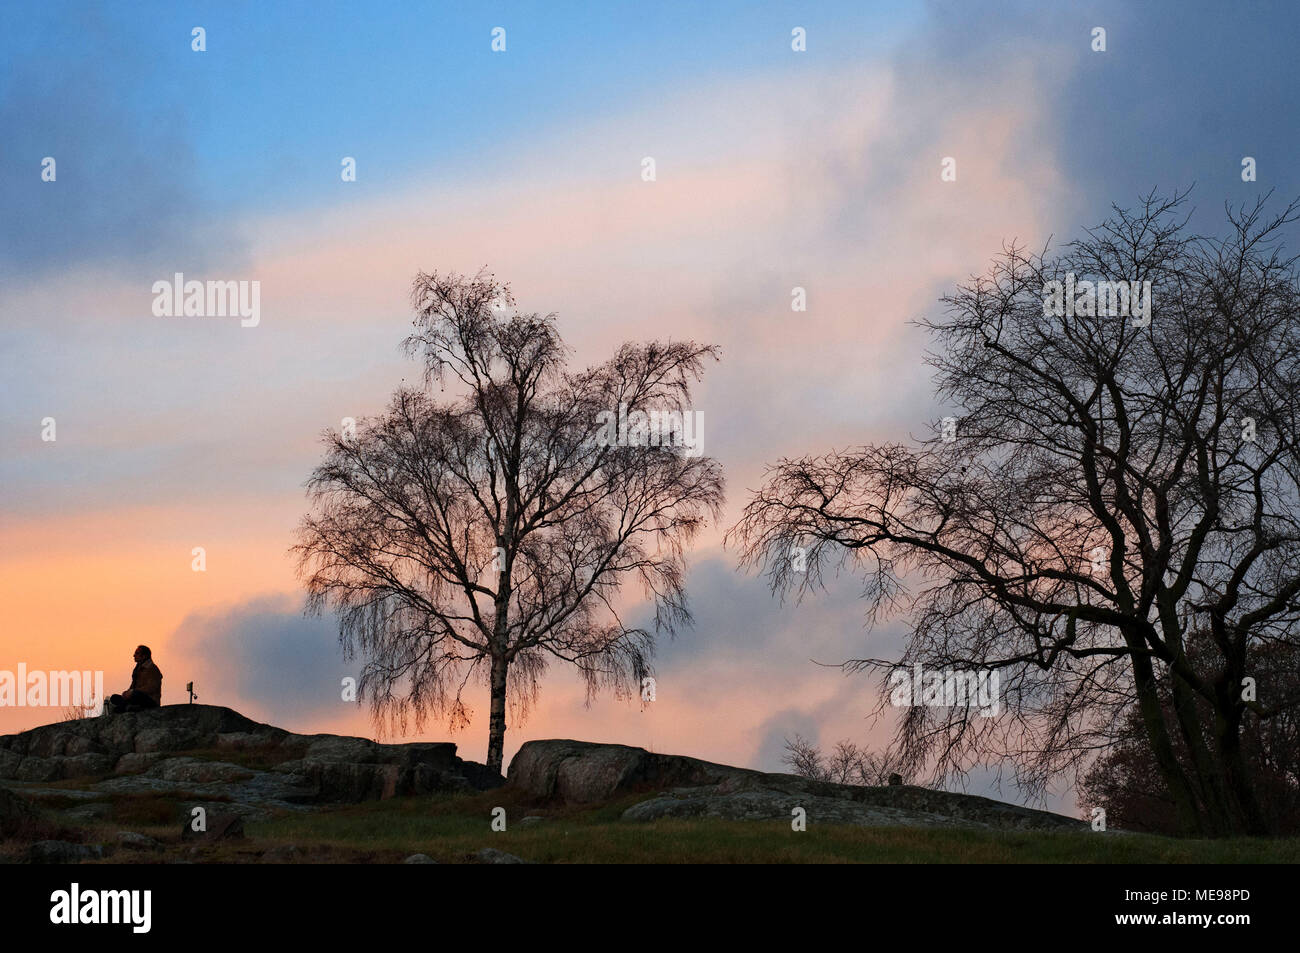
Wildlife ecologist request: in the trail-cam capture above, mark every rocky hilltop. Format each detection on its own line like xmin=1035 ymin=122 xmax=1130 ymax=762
xmin=0 ymin=704 xmax=502 ymax=821
xmin=0 ymin=706 xmax=1091 ymax=863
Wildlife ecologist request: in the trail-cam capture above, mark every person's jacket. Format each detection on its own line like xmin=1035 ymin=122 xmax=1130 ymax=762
xmin=129 ymin=660 xmax=163 ymax=704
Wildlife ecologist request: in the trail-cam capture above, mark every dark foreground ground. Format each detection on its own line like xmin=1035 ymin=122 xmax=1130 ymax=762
xmin=6 ymin=781 xmax=1298 ymax=864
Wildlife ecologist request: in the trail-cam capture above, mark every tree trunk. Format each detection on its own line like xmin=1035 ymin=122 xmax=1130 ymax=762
xmin=1167 ymin=672 xmax=1235 ymax=835
xmin=485 ymin=652 xmax=509 ymax=776
xmin=1131 ymin=651 xmax=1205 ymax=834
xmin=1215 ymin=688 xmax=1270 ymax=836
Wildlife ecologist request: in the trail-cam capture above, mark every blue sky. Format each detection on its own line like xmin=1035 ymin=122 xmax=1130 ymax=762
xmin=7 ymin=0 xmax=1298 ymax=277
xmin=3 ymin=1 xmax=921 ymax=220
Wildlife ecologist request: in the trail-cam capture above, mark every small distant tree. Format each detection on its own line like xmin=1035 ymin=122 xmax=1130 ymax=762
xmin=294 ymin=270 xmax=723 ymax=774
xmin=782 ymin=734 xmax=898 ymax=786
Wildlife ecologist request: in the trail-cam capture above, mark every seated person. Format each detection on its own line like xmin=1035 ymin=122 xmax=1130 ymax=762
xmin=107 ymin=645 xmax=163 ymax=713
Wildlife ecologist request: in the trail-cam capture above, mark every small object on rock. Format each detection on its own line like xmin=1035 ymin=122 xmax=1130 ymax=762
xmin=404 ymin=853 xmax=437 ymax=864
xmin=180 ymin=811 xmax=244 ymax=843
xmin=473 ymin=847 xmax=528 ymax=864
xmin=28 ymin=840 xmax=103 ymax=864
xmin=519 ymin=815 xmax=546 ymax=826
xmin=888 ymin=773 xmax=903 ymax=786
xmin=116 ymin=831 xmax=162 ymax=851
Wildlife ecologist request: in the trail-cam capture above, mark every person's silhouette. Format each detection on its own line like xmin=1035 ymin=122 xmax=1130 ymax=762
xmin=107 ymin=645 xmax=163 ymax=714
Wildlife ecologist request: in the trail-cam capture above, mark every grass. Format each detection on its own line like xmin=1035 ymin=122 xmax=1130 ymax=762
xmin=108 ymin=794 xmax=192 ymax=826
xmin=8 ymin=784 xmax=1299 ymax=863
xmin=184 ymin=790 xmax=1300 ymax=864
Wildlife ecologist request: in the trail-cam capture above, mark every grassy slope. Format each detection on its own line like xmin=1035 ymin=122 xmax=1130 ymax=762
xmin=46 ymin=787 xmax=1299 ymax=864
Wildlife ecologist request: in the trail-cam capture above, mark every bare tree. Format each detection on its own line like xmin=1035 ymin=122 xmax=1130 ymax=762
xmin=294 ymin=270 xmax=724 ymax=774
xmin=782 ymin=734 xmax=898 ymax=786
xmin=734 ymin=191 xmax=1300 ymax=835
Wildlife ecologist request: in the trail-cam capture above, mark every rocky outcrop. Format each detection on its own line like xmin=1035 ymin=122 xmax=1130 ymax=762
xmin=619 ymin=784 xmax=1081 ymax=830
xmin=2 ymin=704 xmax=261 ymax=762
xmin=116 ymin=831 xmax=163 ymax=851
xmin=5 ymin=713 xmax=1088 ymax=837
xmin=0 ymin=705 xmax=502 ymax=819
xmin=272 ymin=735 xmax=474 ymax=803
xmin=507 ymin=740 xmax=1086 ymax=832
xmin=507 ymin=739 xmax=753 ymax=804
xmin=473 ymin=848 xmax=529 ymax=864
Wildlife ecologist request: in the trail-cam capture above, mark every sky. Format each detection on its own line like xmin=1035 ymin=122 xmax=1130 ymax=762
xmin=4 ymin=0 xmax=1300 ymax=816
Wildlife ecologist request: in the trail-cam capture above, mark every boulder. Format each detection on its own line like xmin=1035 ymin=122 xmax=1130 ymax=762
xmin=291 ymin=761 xmax=401 ymax=802
xmin=303 ymin=735 xmax=387 ymax=763
xmin=181 ymin=811 xmax=244 ymax=843
xmin=0 ymin=706 xmax=264 ymax=773
xmin=1 ymin=705 xmax=498 ymax=812
xmin=507 ymin=739 xmax=749 ymax=803
xmin=114 ymin=752 xmax=168 ymax=775
xmin=116 ymin=831 xmax=163 ymax=851
xmin=57 ymin=753 xmax=116 ymax=778
xmin=473 ymin=848 xmax=528 ymax=864
xmin=95 ymin=765 xmax=317 ymax=815
xmin=508 ymin=740 xmax=1088 ymax=833
xmin=15 ymin=756 xmax=61 ymax=782
xmin=26 ymin=730 xmax=101 ymax=759
xmin=150 ymin=757 xmax=255 ymax=783
xmin=214 ymin=728 xmax=296 ymax=753
xmin=458 ymin=760 xmax=507 ymax=791
xmin=133 ymin=727 xmax=194 ymax=753
xmin=277 ymin=736 xmax=481 ymax=801
xmin=404 ymin=853 xmax=437 ymax=864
